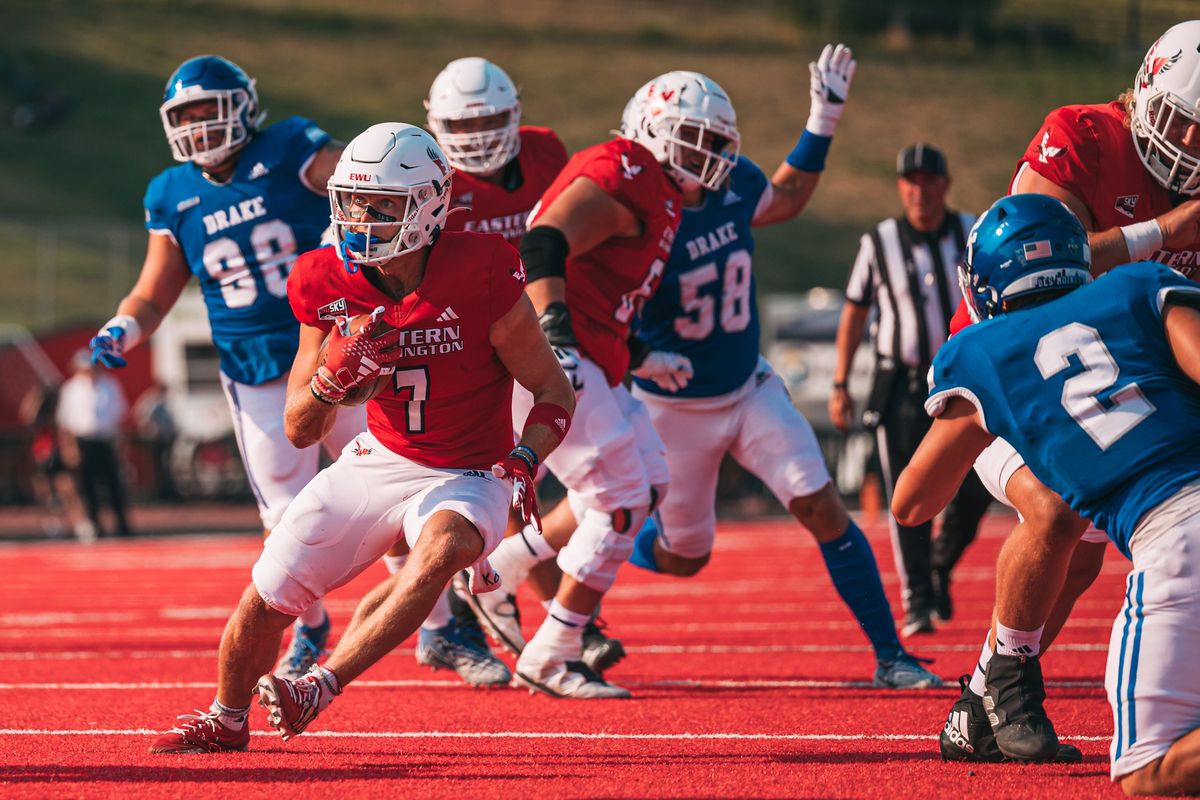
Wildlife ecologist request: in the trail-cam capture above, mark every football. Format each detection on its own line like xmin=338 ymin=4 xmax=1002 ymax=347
xmin=316 ymin=313 xmax=397 ymax=406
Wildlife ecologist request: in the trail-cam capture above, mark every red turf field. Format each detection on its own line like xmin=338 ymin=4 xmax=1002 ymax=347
xmin=0 ymin=513 xmax=1131 ymax=798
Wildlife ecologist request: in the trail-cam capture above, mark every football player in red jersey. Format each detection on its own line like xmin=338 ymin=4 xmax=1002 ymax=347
xmin=427 ymin=57 xmax=569 ymax=246
xmin=149 ymin=123 xmax=574 ymax=753
xmin=357 ymin=58 xmax=571 ymax=687
xmin=937 ymin=21 xmax=1200 ymax=767
xmin=454 ymin=78 xmax=684 ymax=699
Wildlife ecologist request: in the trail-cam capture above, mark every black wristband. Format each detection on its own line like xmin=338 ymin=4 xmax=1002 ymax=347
xmin=833 ymin=381 xmax=848 ymax=390
xmin=627 ymin=333 xmax=652 ymax=371
xmin=310 ymin=384 xmax=338 ymax=405
xmin=520 ymin=225 xmax=570 ymax=283
xmin=538 ymin=301 xmax=578 ymax=347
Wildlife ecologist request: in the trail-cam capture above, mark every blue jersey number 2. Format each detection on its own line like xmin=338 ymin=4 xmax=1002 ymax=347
xmin=1034 ymin=322 xmax=1156 ymax=450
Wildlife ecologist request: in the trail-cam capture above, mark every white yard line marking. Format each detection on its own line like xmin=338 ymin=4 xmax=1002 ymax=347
xmin=0 ymin=678 xmax=1106 ymax=690
xmin=0 ymin=728 xmax=1111 ymax=742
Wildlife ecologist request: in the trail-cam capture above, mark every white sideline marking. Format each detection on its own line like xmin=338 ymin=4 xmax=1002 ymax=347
xmin=0 ymin=728 xmax=1111 ymax=742
xmin=0 ymin=642 xmax=1111 ymax=661
xmin=0 ymin=678 xmax=1107 ymax=690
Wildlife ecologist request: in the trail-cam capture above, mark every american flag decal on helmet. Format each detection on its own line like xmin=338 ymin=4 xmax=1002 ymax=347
xmin=1023 ymin=240 xmax=1053 ymax=261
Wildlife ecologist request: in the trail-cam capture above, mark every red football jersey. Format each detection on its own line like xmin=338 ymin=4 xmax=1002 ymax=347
xmin=288 ymin=232 xmax=526 ymax=469
xmin=530 ymin=138 xmax=682 ymax=385
xmin=444 ymin=127 xmax=568 ymax=247
xmin=1013 ymin=101 xmax=1200 ymax=277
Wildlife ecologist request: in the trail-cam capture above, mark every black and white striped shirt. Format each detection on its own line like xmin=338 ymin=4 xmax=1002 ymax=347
xmin=845 ymin=211 xmax=975 ymax=369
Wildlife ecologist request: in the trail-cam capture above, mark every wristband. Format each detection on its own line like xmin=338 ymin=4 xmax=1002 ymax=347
xmin=509 ymin=444 xmax=539 ymax=473
xmin=1121 ymin=219 xmax=1164 ymax=262
xmin=785 ymin=130 xmax=832 ymax=172
xmin=310 ymin=372 xmax=344 ymax=404
xmin=524 ymin=401 xmax=572 ymax=443
xmin=310 ymin=383 xmax=338 ymax=405
xmin=103 ymin=314 xmax=143 ymax=349
xmin=833 ymin=381 xmax=848 ymax=390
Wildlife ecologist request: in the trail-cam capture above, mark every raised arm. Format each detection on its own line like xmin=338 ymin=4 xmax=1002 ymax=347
xmin=754 ymin=43 xmax=856 ymax=227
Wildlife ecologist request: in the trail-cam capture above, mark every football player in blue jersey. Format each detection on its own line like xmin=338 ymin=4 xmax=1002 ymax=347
xmin=88 ymin=55 xmax=369 ymax=681
xmin=615 ymin=50 xmax=938 ymax=689
xmin=893 ymin=193 xmax=1200 ymax=793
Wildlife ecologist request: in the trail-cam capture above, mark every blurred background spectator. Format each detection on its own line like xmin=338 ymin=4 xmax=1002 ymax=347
xmin=56 ymin=349 xmax=132 ymax=537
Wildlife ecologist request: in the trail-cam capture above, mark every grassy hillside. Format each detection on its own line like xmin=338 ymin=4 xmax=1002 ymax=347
xmin=0 ymin=0 xmax=1166 ymax=330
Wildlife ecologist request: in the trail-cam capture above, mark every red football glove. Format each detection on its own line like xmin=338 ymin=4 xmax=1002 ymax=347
xmin=313 ymin=306 xmax=401 ymax=402
xmin=491 ymin=446 xmax=541 ymax=534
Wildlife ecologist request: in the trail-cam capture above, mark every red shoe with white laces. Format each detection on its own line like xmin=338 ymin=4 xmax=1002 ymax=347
xmin=149 ymin=709 xmax=250 ymax=754
xmin=256 ymin=670 xmax=338 ymax=741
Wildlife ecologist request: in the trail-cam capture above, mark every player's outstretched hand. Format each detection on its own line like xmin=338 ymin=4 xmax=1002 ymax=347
xmin=808 ymin=43 xmax=856 ymax=136
xmin=633 ymin=351 xmax=694 ymax=393
xmin=1159 ymin=198 xmax=1200 ymax=252
xmin=89 ymin=326 xmax=128 ymax=368
xmin=314 ymin=306 xmax=401 ymax=401
xmin=492 ymin=447 xmax=542 ymax=534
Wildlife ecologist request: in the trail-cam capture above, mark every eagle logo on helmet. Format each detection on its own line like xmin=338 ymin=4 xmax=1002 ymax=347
xmin=1139 ymin=47 xmax=1182 ymax=89
xmin=426 ymin=146 xmax=448 ymax=177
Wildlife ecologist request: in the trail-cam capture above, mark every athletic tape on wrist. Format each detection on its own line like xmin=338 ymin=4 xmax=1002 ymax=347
xmin=102 ymin=314 xmax=143 ymax=350
xmin=786 ymin=130 xmax=832 ymax=172
xmin=1121 ymin=219 xmax=1163 ymax=262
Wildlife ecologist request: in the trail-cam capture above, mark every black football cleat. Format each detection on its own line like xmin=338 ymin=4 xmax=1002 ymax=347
xmin=983 ymin=653 xmax=1064 ymax=762
xmin=942 ymin=675 xmax=1082 ymax=763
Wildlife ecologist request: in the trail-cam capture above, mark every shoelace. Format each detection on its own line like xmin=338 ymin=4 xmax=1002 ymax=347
xmin=283 ymin=633 xmax=324 ymax=670
xmin=168 ymin=709 xmax=223 ymax=736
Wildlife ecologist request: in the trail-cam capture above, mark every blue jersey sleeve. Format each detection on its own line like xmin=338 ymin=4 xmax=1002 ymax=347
xmin=265 ymin=116 xmax=331 ymax=184
xmin=925 ymin=324 xmax=1007 ymax=433
xmin=143 ymin=171 xmax=178 ymax=237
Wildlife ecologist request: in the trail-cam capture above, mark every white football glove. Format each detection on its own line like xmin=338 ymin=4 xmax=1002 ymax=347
xmin=633 ymin=351 xmax=694 ymax=393
xmin=807 ymin=43 xmax=856 ymax=137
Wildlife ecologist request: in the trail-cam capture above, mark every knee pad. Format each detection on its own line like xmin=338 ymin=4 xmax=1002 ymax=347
xmin=557 ymin=503 xmax=649 ymax=592
xmin=251 ymin=548 xmax=318 ymax=617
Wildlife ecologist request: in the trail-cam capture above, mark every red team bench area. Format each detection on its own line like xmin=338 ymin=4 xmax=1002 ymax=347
xmin=0 ymin=512 xmax=1123 ymax=799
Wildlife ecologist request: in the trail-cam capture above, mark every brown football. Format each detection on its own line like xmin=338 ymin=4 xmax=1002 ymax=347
xmin=316 ymin=313 xmax=397 ymax=406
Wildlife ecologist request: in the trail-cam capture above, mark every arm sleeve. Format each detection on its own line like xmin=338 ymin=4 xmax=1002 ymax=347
xmin=277 ymin=116 xmax=332 ymax=189
xmin=577 ymin=140 xmax=662 ymax=220
xmin=142 ymin=175 xmax=177 ymax=242
xmin=925 ymin=333 xmax=992 ymax=431
xmin=286 ymin=253 xmax=321 ymax=329
xmin=844 ymin=234 xmax=875 ymax=306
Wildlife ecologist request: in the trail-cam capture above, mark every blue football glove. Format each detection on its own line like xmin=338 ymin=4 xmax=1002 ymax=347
xmin=89 ymin=326 xmax=128 ymax=368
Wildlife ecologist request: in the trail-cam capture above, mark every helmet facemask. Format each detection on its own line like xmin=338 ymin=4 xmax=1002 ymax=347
xmin=427 ymin=108 xmax=521 ymax=173
xmin=328 ymin=182 xmax=447 ymax=268
xmin=160 ymin=88 xmax=259 ymax=168
xmin=660 ymin=118 xmax=740 ymax=191
xmin=1132 ymin=90 xmax=1200 ymax=195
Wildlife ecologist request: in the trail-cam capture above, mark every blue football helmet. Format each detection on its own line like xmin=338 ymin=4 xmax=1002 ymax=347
xmin=960 ymin=193 xmax=1092 ymax=322
xmin=159 ymin=55 xmax=264 ymax=168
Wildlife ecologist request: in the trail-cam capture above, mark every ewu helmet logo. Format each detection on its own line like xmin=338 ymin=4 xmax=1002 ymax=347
xmin=427 ymin=147 xmax=448 ymax=177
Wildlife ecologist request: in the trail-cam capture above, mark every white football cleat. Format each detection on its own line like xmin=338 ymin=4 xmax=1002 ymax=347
xmin=514 ymin=656 xmax=631 ymax=699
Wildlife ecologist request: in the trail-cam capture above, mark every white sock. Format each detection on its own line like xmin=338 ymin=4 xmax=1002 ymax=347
xmin=298 ymin=599 xmax=327 ymax=628
xmin=994 ymin=621 xmax=1043 ymax=658
xmin=968 ymin=637 xmax=992 ymax=697
xmin=383 ymin=553 xmax=408 ymax=575
xmin=421 ymin=589 xmax=454 ymax=630
xmin=490 ymin=527 xmax=555 ymax=586
xmin=541 ymin=599 xmax=554 ymax=612
xmin=210 ymin=699 xmax=249 ymax=729
xmin=309 ymin=665 xmax=341 ymax=709
xmin=525 ymin=599 xmax=588 ymax=661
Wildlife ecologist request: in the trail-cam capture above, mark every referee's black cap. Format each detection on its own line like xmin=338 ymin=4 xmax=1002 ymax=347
xmin=897 ymin=142 xmax=948 ymax=177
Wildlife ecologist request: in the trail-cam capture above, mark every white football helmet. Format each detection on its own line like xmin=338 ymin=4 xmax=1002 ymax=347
xmin=1131 ymin=20 xmax=1200 ymax=195
xmin=620 ymin=71 xmax=740 ymax=191
xmin=425 ymin=57 xmax=521 ymax=173
xmin=327 ymin=123 xmax=454 ymax=267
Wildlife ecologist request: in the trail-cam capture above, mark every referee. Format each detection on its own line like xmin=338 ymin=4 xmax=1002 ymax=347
xmin=828 ymin=143 xmax=991 ymax=636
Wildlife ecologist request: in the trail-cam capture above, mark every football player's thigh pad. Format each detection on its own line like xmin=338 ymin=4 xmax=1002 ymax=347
xmin=730 ymin=366 xmax=831 ymax=504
